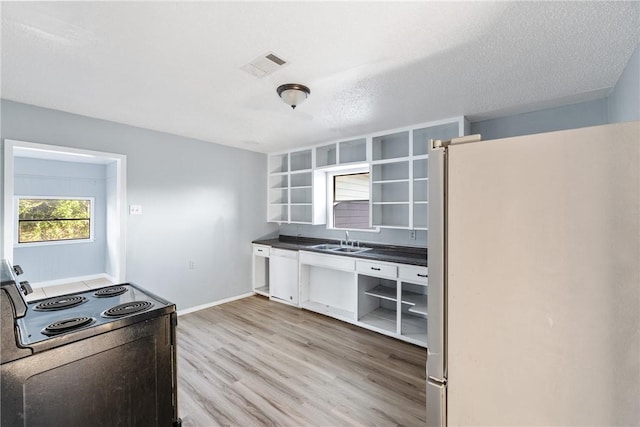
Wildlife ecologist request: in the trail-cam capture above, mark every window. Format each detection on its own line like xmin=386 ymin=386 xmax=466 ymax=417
xmin=17 ymin=197 xmax=93 ymax=244
xmin=333 ymin=173 xmax=371 ymax=229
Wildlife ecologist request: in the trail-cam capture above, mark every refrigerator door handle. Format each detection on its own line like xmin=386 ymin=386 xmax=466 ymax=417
xmin=427 ymin=141 xmax=446 ymax=381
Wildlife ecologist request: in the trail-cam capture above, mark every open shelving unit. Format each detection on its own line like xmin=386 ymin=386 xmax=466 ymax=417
xmin=400 ymin=281 xmax=428 ymax=344
xmin=267 ymin=116 xmax=467 ymax=229
xmin=358 ymin=275 xmax=398 ymax=333
xmin=268 ymin=149 xmax=326 ymax=224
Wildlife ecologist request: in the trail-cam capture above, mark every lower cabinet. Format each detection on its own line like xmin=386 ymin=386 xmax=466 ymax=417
xmin=299 ymin=251 xmax=357 ymax=322
xmin=269 ymin=248 xmax=299 ymax=305
xmin=252 ymin=244 xmax=270 ymax=297
xmin=252 ymin=245 xmax=427 ymax=346
xmin=300 ymin=251 xmax=428 ymax=347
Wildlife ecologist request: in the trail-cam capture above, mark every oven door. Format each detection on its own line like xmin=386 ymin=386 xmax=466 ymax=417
xmin=1 ymin=313 xmax=177 ymax=426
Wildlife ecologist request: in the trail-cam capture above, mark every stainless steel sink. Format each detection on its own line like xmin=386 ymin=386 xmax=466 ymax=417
xmin=308 ymin=243 xmax=342 ymax=251
xmin=307 ymin=243 xmax=371 ymax=254
xmin=331 ymin=247 xmax=372 ymax=254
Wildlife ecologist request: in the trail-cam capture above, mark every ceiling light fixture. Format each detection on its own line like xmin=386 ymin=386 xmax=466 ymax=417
xmin=277 ymin=84 xmax=311 ymax=109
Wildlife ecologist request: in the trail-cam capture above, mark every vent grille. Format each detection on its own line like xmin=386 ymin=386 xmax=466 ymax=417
xmin=265 ymin=53 xmax=286 ymax=66
xmin=241 ymin=52 xmax=288 ymax=78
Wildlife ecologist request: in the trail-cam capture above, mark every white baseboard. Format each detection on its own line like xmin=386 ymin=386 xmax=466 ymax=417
xmin=33 ymin=273 xmax=111 ymax=288
xmin=177 ymin=292 xmax=255 ymax=316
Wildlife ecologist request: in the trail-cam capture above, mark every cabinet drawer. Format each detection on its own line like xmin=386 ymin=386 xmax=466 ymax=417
xmin=299 ymin=251 xmax=355 ymax=272
xmin=399 ymin=265 xmax=428 ymax=284
xmin=356 ymin=260 xmax=397 ymax=279
xmin=270 ymin=248 xmax=298 ymax=260
xmin=253 ymin=245 xmax=270 ymax=257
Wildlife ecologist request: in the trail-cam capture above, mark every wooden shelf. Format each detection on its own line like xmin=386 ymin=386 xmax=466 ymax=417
xmin=359 ymin=307 xmax=397 ymax=333
xmin=401 ymin=315 xmax=427 ymax=343
xmin=364 ymin=285 xmax=397 ymax=302
xmin=254 ymin=286 xmax=269 ymax=297
xmin=408 ymin=304 xmax=427 ymax=315
xmin=372 ymin=179 xmax=410 ymax=184
xmin=302 ymin=300 xmax=355 ymax=322
xmin=402 ymin=290 xmax=427 ymax=306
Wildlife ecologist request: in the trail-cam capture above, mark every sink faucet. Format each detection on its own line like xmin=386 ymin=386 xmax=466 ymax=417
xmin=345 ymin=231 xmax=350 ymax=246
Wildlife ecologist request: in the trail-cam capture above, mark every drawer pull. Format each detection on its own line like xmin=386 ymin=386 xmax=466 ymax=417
xmin=417 ymin=273 xmax=428 ymax=278
xmin=371 ymin=267 xmax=381 ymax=271
xmin=257 ymin=249 xmax=264 ymax=252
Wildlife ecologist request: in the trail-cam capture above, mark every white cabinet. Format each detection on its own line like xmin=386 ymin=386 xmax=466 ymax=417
xmin=356 ymin=260 xmax=428 ymax=346
xmin=252 ymin=244 xmax=270 ymax=296
xmin=299 ymin=251 xmax=357 ymax=321
xmin=269 ymin=248 xmax=299 ymax=305
xmin=315 ymin=137 xmax=368 ymax=168
xmin=399 ymin=265 xmax=428 ymax=345
xmin=371 ymin=118 xmax=467 ymax=229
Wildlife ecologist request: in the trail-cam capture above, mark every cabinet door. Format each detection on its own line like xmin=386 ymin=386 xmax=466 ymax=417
xmin=269 ymin=250 xmax=299 ymax=305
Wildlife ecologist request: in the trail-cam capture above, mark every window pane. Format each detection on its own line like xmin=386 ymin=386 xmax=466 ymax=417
xmin=334 ymin=201 xmax=370 ymax=229
xmin=19 ymin=220 xmax=90 ymax=243
xmin=19 ymin=199 xmax=91 ymax=220
xmin=333 ymin=173 xmax=370 ymax=229
xmin=334 ymin=173 xmax=369 ymax=201
xmin=18 ymin=198 xmax=92 ymax=243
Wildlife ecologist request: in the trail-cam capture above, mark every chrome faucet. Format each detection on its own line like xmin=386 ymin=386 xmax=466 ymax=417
xmin=345 ymin=231 xmax=350 ymax=246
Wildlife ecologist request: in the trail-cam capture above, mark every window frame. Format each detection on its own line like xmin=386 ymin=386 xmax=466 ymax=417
xmin=14 ymin=195 xmax=96 ymax=247
xmin=325 ymin=166 xmax=379 ymax=232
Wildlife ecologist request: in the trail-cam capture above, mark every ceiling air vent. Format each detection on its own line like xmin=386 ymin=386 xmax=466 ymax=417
xmin=241 ymin=52 xmax=288 ymax=78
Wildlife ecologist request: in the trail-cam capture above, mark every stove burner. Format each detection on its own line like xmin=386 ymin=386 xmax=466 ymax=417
xmin=34 ymin=295 xmax=87 ymax=311
xmin=102 ymin=301 xmax=153 ymax=318
xmin=42 ymin=317 xmax=95 ymax=336
xmin=94 ymin=286 xmax=128 ymax=298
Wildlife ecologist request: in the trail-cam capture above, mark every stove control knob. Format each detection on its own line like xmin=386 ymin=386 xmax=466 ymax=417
xmin=19 ymin=281 xmax=33 ymax=295
xmin=13 ymin=265 xmax=24 ymax=276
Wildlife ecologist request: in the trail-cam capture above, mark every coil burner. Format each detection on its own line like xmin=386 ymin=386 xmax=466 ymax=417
xmin=34 ymin=296 xmax=87 ymax=311
xmin=102 ymin=301 xmax=154 ymax=318
xmin=94 ymin=286 xmax=128 ymax=298
xmin=42 ymin=317 xmax=96 ymax=336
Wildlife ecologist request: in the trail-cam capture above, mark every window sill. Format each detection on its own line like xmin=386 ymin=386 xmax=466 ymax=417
xmin=15 ymin=239 xmax=95 ymax=248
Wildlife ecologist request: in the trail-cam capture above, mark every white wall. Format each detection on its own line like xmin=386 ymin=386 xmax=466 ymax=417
xmin=1 ymin=99 xmax=278 ymax=310
xmin=13 ymin=157 xmax=107 ymax=282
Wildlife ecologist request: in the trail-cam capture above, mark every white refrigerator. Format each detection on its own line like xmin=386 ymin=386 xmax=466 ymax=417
xmin=427 ymin=121 xmax=640 ymax=426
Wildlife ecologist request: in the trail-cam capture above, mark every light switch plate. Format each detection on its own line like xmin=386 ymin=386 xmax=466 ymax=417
xmin=129 ymin=205 xmax=143 ymax=215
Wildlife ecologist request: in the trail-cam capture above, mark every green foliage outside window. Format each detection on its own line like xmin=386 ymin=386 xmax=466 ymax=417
xmin=18 ymin=198 xmax=91 ymax=243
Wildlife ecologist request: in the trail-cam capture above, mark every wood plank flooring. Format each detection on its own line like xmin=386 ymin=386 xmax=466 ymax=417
xmin=177 ymin=295 xmax=427 ymax=427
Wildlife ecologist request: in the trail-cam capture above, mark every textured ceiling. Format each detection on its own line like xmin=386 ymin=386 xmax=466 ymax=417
xmin=2 ymin=2 xmax=639 ymax=153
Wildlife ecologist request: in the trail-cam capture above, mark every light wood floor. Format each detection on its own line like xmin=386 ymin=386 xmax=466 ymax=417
xmin=177 ymin=295 xmax=427 ymax=427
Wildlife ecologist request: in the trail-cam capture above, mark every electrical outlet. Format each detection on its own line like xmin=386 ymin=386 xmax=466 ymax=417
xmin=189 ymin=260 xmax=196 ymax=270
xmin=410 ymin=230 xmax=416 ymax=240
xmin=129 ymin=205 xmax=143 ymax=215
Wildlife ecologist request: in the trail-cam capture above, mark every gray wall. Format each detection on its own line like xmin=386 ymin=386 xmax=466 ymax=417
xmin=1 ymin=99 xmax=278 ymax=310
xmin=470 ymin=98 xmax=609 ymax=141
xmin=280 ymin=223 xmax=426 ymax=247
xmin=13 ymin=157 xmax=107 ymax=282
xmin=609 ymin=42 xmax=640 ymax=123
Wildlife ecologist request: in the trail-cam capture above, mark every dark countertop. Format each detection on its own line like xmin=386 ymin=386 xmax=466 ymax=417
xmin=252 ymin=235 xmax=427 ymax=267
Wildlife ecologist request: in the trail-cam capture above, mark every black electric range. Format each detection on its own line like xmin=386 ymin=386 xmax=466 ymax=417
xmin=1 ymin=259 xmax=182 ymax=426
xmin=17 ymin=283 xmax=174 ymax=350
